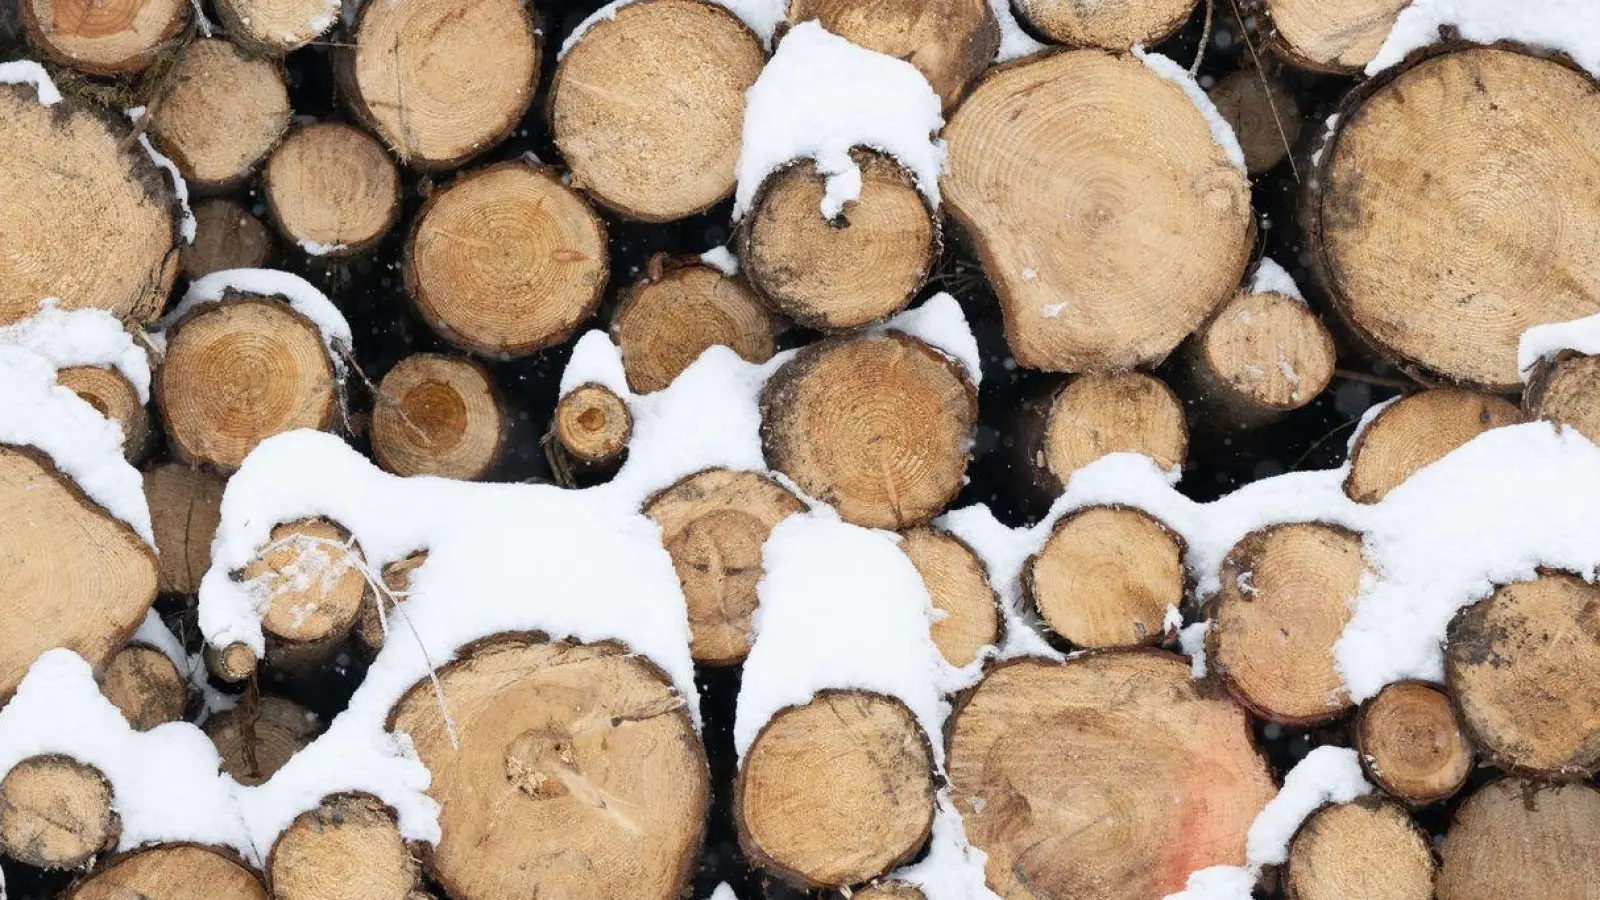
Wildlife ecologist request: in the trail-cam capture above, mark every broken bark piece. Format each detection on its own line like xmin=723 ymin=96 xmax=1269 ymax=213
xmin=737 ymin=691 xmax=935 ymax=890
xmin=214 ymin=0 xmax=338 ymax=54
xmin=1263 ymin=0 xmax=1409 ymax=74
xmin=1024 ymin=506 xmax=1183 ymax=650
xmin=1183 ymin=288 xmax=1336 ymax=427
xmin=0 ymin=756 xmax=117 ymax=870
xmin=387 ymin=635 xmax=708 ymax=900
xmin=1344 ymin=389 xmax=1524 ymax=504
xmin=1524 ymin=352 xmax=1600 ymax=448
xmin=371 ymin=354 xmax=504 ymax=480
xmin=1285 ymin=798 xmax=1436 ymax=900
xmin=949 ymin=653 xmax=1275 ymax=900
xmin=1354 ymin=681 xmax=1473 ymax=805
xmin=147 ymin=37 xmax=292 ymax=190
xmin=99 ymin=643 xmax=187 ymax=731
xmin=549 ymin=0 xmax=764 ymax=221
xmin=263 ymin=122 xmax=401 ymax=258
xmin=355 ymin=552 xmax=426 ymax=653
xmin=58 ymin=364 xmax=150 ymax=460
xmin=642 ymin=469 xmax=807 ymax=666
xmin=1012 ymin=0 xmax=1194 ymax=48
xmin=204 ymin=695 xmax=320 ymax=786
xmin=66 ymin=844 xmax=269 ymax=899
xmin=143 ymin=463 xmax=226 ymax=595
xmin=1017 ymin=371 xmax=1188 ymax=497
xmin=611 ymin=257 xmax=778 ymax=394
xmin=549 ymin=383 xmax=632 ymax=479
xmin=21 ymin=0 xmax=189 ymax=75
xmin=900 ymin=526 xmax=1001 ymax=668
xmin=240 ymin=518 xmax=367 ymax=651
xmin=1437 ymin=778 xmax=1600 ymax=900
xmin=785 ymin=0 xmax=997 ymax=111
xmin=1207 ymin=67 xmax=1303 ymax=175
xmin=183 ymin=199 xmax=274 ymax=280
xmin=267 ymin=794 xmax=419 ymax=900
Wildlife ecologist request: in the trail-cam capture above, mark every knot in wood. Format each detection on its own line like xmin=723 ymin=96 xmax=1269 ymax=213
xmin=504 ymin=727 xmax=577 ymax=800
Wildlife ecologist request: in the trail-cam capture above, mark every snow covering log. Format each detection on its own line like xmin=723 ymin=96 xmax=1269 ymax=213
xmin=900 ymin=525 xmax=1001 ymax=667
xmin=735 ymin=691 xmax=935 ymax=890
xmin=1182 ymin=287 xmax=1336 ymax=427
xmin=59 ymin=364 xmax=151 ymax=460
xmin=0 ymin=755 xmax=117 ymax=869
xmin=1344 ymin=388 xmax=1524 ymax=504
xmin=99 ymin=643 xmax=187 ymax=731
xmin=761 ymin=331 xmax=976 ymax=530
xmin=266 ymin=794 xmax=420 ymax=900
xmin=1437 ymin=778 xmax=1600 ymax=900
xmin=263 ymin=123 xmax=401 ymax=259
xmin=241 ymin=518 xmax=368 ymax=654
xmin=550 ymin=0 xmax=764 ymax=222
xmin=1445 ymin=573 xmax=1600 ymax=776
xmin=405 ymin=161 xmax=607 ymax=358
xmin=740 ymin=151 xmax=938 ymax=331
xmin=64 ymin=844 xmax=269 ymax=899
xmin=354 ymin=551 xmax=426 ymax=653
xmin=1524 ymin=351 xmax=1600 ymax=447
xmin=1259 ymin=0 xmax=1408 ymax=74
xmin=1013 ymin=0 xmax=1194 ymax=48
xmin=550 ymin=382 xmax=632 ymax=478
xmin=214 ymin=0 xmax=337 ymax=54
xmin=611 ymin=256 xmax=779 ymax=394
xmin=20 ymin=0 xmax=189 ymax=75
xmin=386 ymin=635 xmax=708 ymax=900
xmin=1211 ymin=523 xmax=1363 ymax=725
xmin=143 ymin=462 xmax=225 ymax=595
xmin=1024 ymin=506 xmax=1183 ymax=650
xmin=1310 ymin=45 xmax=1600 ymax=391
xmin=1208 ymin=67 xmax=1303 ymax=175
xmin=147 ymin=38 xmax=292 ymax=191
xmin=0 ymin=83 xmax=179 ymax=327
xmin=1013 ymin=371 xmax=1188 ymax=498
xmin=949 ymin=653 xmax=1275 ymax=899
xmin=1354 ymin=681 xmax=1473 ymax=805
xmin=371 ymin=353 xmax=504 ymax=480
xmin=642 ymin=469 xmax=807 ymax=666
xmin=1284 ymin=798 xmax=1436 ymax=900
xmin=183 ymin=199 xmax=274 ymax=281
xmin=203 ymin=695 xmax=320 ymax=786
xmin=784 ymin=0 xmax=997 ymax=110
xmin=339 ymin=0 xmax=539 ymax=170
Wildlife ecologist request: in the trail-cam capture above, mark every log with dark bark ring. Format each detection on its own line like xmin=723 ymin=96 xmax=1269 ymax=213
xmin=64 ymin=843 xmax=269 ymax=899
xmin=20 ymin=0 xmax=190 ymax=76
xmin=0 ymin=755 xmax=119 ymax=870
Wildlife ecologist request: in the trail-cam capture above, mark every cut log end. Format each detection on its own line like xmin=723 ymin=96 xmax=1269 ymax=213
xmin=205 ymin=696 xmax=320 ymax=786
xmin=1040 ymin=371 xmax=1188 ymax=492
xmin=901 ymin=526 xmax=1001 ymax=668
xmin=215 ymin=0 xmax=337 ymax=54
xmin=100 ymin=644 xmax=187 ymax=731
xmin=0 ymin=756 xmax=118 ymax=870
xmin=206 ymin=641 xmax=258 ymax=683
xmin=265 ymin=123 xmax=401 ymax=258
xmin=267 ymin=794 xmax=419 ymax=900
xmin=21 ymin=0 xmax=189 ymax=75
xmin=785 ymin=0 xmax=997 ymax=111
xmin=241 ymin=518 xmax=367 ymax=647
xmin=1265 ymin=0 xmax=1409 ymax=73
xmin=1207 ymin=68 xmax=1303 ymax=175
xmin=1285 ymin=798 xmax=1436 ymax=900
xmin=65 ymin=844 xmax=269 ymax=900
xmin=143 ymin=463 xmax=226 ymax=596
xmin=856 ymin=882 xmax=927 ymax=900
xmin=1188 ymin=290 xmax=1335 ymax=424
xmin=1344 ymin=389 xmax=1524 ymax=504
xmin=1355 ymin=681 xmax=1473 ymax=805
xmin=183 ymin=199 xmax=274 ymax=281
xmin=372 ymin=354 xmax=504 ymax=480
xmin=553 ymin=383 xmax=632 ymax=469
xmin=1025 ymin=506 xmax=1183 ymax=650
xmin=1525 ymin=352 xmax=1600 ymax=448
xmin=1013 ymin=0 xmax=1194 ymax=48
xmin=356 ymin=552 xmax=428 ymax=653
xmin=148 ymin=38 xmax=291 ymax=190
xmin=612 ymin=258 xmax=778 ymax=394
xmin=1438 ymin=779 xmax=1600 ymax=900
xmin=58 ymin=364 xmax=150 ymax=460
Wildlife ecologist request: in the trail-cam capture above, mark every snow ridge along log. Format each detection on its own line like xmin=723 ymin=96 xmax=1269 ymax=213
xmin=1344 ymin=389 xmax=1523 ymax=504
xmin=240 ymin=518 xmax=368 ymax=653
xmin=1284 ymin=798 xmax=1436 ymax=900
xmin=100 ymin=643 xmax=187 ymax=731
xmin=1015 ymin=371 xmax=1188 ymax=497
xmin=1 ymin=85 xmax=179 ymax=326
xmin=1354 ymin=681 xmax=1473 ymax=805
xmin=761 ymin=331 xmax=977 ymax=530
xmin=949 ymin=652 xmax=1276 ymax=899
xmin=183 ymin=199 xmax=274 ymax=280
xmin=1311 ymin=45 xmax=1600 ymax=391
xmin=740 ymin=152 xmax=938 ymax=331
xmin=1261 ymin=0 xmax=1409 ymax=74
xmin=65 ymin=844 xmax=269 ymax=900
xmin=900 ymin=526 xmax=1002 ymax=668
xmin=143 ymin=462 xmax=225 ymax=595
xmin=1013 ymin=0 xmax=1194 ymax=49
xmin=406 ymin=162 xmax=607 ymax=358
xmin=0 ymin=447 xmax=157 ymax=699
xmin=388 ymin=635 xmax=708 ymax=900
xmin=611 ymin=256 xmax=779 ymax=394
xmin=264 ymin=123 xmax=401 ymax=258
xmin=156 ymin=294 xmax=338 ymax=471
xmin=1207 ymin=67 xmax=1302 ymax=175
xmin=549 ymin=0 xmax=765 ymax=222
xmin=1183 ymin=288 xmax=1337 ymax=427
xmin=1024 ymin=506 xmax=1184 ymax=650
xmin=944 ymin=50 xmax=1253 ymax=373
xmin=59 ymin=364 xmax=151 ymax=460
xmin=341 ymin=0 xmax=539 ymax=170
xmin=642 ymin=469 xmax=807 ymax=666
xmin=21 ymin=0 xmax=189 ymax=75
xmin=1445 ymin=573 xmax=1600 ymax=776
xmin=0 ymin=755 xmax=118 ymax=870
xmin=550 ymin=383 xmax=632 ymax=478
xmin=147 ymin=37 xmax=292 ymax=191
xmin=1437 ymin=779 xmax=1600 ymax=900
xmin=736 ymin=691 xmax=935 ymax=890
xmin=215 ymin=0 xmax=337 ymax=54
xmin=1524 ymin=352 xmax=1600 ymax=448
xmin=205 ymin=695 xmax=320 ymax=786
xmin=267 ymin=794 xmax=419 ymax=900
xmin=371 ymin=353 xmax=504 ymax=480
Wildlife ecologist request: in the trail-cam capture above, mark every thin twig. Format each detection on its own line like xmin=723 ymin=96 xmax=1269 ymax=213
xmin=1334 ymin=369 xmax=1418 ymax=391
xmin=1191 ymin=0 xmax=1214 ymax=76
xmin=1291 ymin=416 xmax=1360 ymax=471
xmin=1226 ymin=0 xmax=1300 ymax=183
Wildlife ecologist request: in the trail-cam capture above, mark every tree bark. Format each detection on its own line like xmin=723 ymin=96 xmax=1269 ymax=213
xmin=264 ymin=122 xmax=401 ymax=258
xmin=66 ymin=844 xmax=268 ymax=899
xmin=204 ymin=695 xmax=321 ymax=786
xmin=21 ymin=0 xmax=189 ymax=76
xmin=1024 ymin=505 xmax=1184 ymax=650
xmin=1437 ymin=778 xmax=1600 ymax=900
xmin=1354 ymin=680 xmax=1473 ymax=805
xmin=0 ymin=755 xmax=118 ymax=870
xmin=1344 ymin=388 xmax=1523 ymax=504
xmin=143 ymin=462 xmax=226 ymax=596
xmin=183 ymin=199 xmax=274 ymax=281
xmin=371 ymin=353 xmax=504 ymax=480
xmin=900 ymin=525 xmax=1002 ymax=668
xmin=99 ymin=643 xmax=187 ymax=731
xmin=266 ymin=794 xmax=420 ymax=900
xmin=611 ymin=255 xmax=779 ymax=394
xmin=147 ymin=37 xmax=291 ymax=191
xmin=1285 ymin=797 xmax=1435 ymax=900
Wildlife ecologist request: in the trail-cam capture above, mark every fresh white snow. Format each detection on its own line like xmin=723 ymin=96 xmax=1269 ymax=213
xmin=1369 ymin=0 xmax=1600 ymax=77
xmin=0 ymin=60 xmax=62 ymax=106
xmin=0 ymin=301 xmax=152 ymax=402
xmin=699 ymin=245 xmax=741 ymax=276
xmin=163 ymin=269 xmax=354 ymax=376
xmin=1133 ymin=47 xmax=1247 ymax=173
xmin=989 ymin=0 xmax=1047 ymax=62
xmin=1519 ymin=312 xmax=1600 ymax=381
xmin=1249 ymin=258 xmax=1305 ymax=302
xmin=125 ymin=108 xmax=197 ymax=244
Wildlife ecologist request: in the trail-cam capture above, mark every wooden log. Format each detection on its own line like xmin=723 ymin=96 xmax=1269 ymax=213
xmin=1437 ymin=779 xmax=1600 ymax=900
xmin=1344 ymin=389 xmax=1523 ymax=504
xmin=146 ymin=37 xmax=291 ymax=191
xmin=642 ymin=469 xmax=807 ymax=666
xmin=1310 ymin=45 xmax=1600 ymax=391
xmin=204 ymin=695 xmax=320 ymax=786
xmin=0 ymin=756 xmax=118 ymax=870
xmin=239 ymin=518 xmax=368 ymax=656
xmin=340 ymin=0 xmax=540 ymax=170
xmin=205 ymin=640 xmax=258 ymax=684
xmin=214 ymin=0 xmax=337 ymax=55
xmin=1012 ymin=371 xmax=1188 ymax=498
xmin=548 ymin=383 xmax=632 ymax=481
xmin=58 ymin=364 xmax=150 ymax=460
xmin=900 ymin=526 xmax=1002 ymax=668
xmin=736 ymin=691 xmax=935 ymax=890
xmin=611 ymin=256 xmax=779 ymax=394
xmin=1182 ymin=288 xmax=1336 ymax=429
xmin=1024 ymin=506 xmax=1183 ymax=650
xmin=1284 ymin=798 xmax=1435 ymax=900
xmin=182 ymin=199 xmax=274 ymax=281
xmin=1354 ymin=681 xmax=1473 ymax=805
xmin=405 ymin=161 xmax=608 ymax=358
xmin=20 ymin=0 xmax=189 ymax=75
xmin=549 ymin=0 xmax=764 ymax=221
xmin=1211 ymin=523 xmax=1363 ymax=725
xmin=143 ymin=462 xmax=226 ymax=595
xmin=1445 ymin=573 xmax=1600 ymax=776
xmin=856 ymin=883 xmax=926 ymax=900
xmin=355 ymin=551 xmax=426 ymax=653
xmin=740 ymin=152 xmax=938 ymax=331
xmin=949 ymin=653 xmax=1276 ymax=900
xmin=266 ymin=794 xmax=419 ymax=900
xmin=263 ymin=122 xmax=400 ymax=258
xmin=387 ymin=635 xmax=708 ymax=900
xmin=99 ymin=643 xmax=187 ymax=731
xmin=65 ymin=844 xmax=269 ymax=899
xmin=371 ymin=354 xmax=504 ymax=480
xmin=1207 ymin=67 xmax=1303 ymax=175
xmin=1259 ymin=0 xmax=1409 ymax=74
xmin=761 ymin=331 xmax=976 ymax=530
xmin=1013 ymin=0 xmax=1194 ymax=49
xmin=1524 ymin=351 xmax=1600 ymax=447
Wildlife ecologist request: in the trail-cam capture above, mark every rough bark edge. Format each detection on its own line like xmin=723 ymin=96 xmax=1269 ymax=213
xmin=261 ymin=123 xmax=404 ymax=259
xmin=370 ymin=353 xmax=508 ymax=481
xmin=1352 ymin=678 xmax=1474 ymax=806
xmin=19 ymin=0 xmax=193 ymax=77
xmin=1280 ymin=794 xmax=1437 ymax=900
xmin=261 ymin=790 xmax=420 ymax=897
xmin=60 ymin=841 xmax=266 ymax=897
xmin=1521 ymin=348 xmax=1586 ymax=419
xmin=0 ymin=753 xmax=122 ymax=870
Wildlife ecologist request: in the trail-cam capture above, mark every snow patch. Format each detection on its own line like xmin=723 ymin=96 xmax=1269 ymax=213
xmin=0 ymin=60 xmax=62 ymax=106
xmin=1249 ymin=258 xmax=1305 ymax=302
xmin=700 ymin=245 xmax=740 ymax=276
xmin=0 ymin=301 xmax=151 ymax=402
xmin=125 ymin=107 xmax=196 ymax=244
xmin=874 ymin=292 xmax=983 ymax=387
xmin=1310 ymin=114 xmax=1339 ymax=168
xmin=298 ymin=239 xmax=348 ymax=257
xmin=1163 ymin=865 xmax=1259 ymax=900
xmin=989 ymin=0 xmax=1047 ymax=62
xmin=164 ymin=269 xmax=353 ymax=376
xmin=1368 ymin=0 xmax=1600 ymax=78
xmin=1133 ymin=47 xmax=1247 ymax=173
xmin=1519 ymin=312 xmax=1600 ymax=381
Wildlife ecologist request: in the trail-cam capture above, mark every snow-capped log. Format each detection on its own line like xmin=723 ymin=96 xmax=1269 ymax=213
xmin=404 ymin=161 xmax=608 ymax=358
xmin=63 ymin=844 xmax=268 ymax=899
xmin=1283 ymin=798 xmax=1436 ymax=900
xmin=1309 ymin=43 xmax=1600 ymax=392
xmin=551 ymin=0 xmax=765 ymax=222
xmin=57 ymin=364 xmax=151 ymax=460
xmin=0 ymin=755 xmax=118 ymax=869
xmin=337 ymin=0 xmax=539 ymax=170
xmin=370 ymin=354 xmax=505 ymax=481
xmin=1180 ymin=284 xmax=1337 ymax=429
xmin=761 ymin=330 xmax=977 ymax=530
xmin=19 ymin=0 xmax=190 ymax=76
xmin=549 ymin=382 xmax=633 ymax=480
xmin=1009 ymin=371 xmax=1189 ymax=501
xmin=0 ymin=65 xmax=181 ymax=327
xmin=99 ymin=643 xmax=187 ymax=731
xmin=236 ymin=518 xmax=370 ymax=672
xmin=214 ymin=0 xmax=337 ymax=55
xmin=184 ymin=199 xmax=275 ymax=281
xmin=1524 ymin=351 xmax=1600 ymax=447
xmin=145 ymin=38 xmax=292 ymax=191
xmin=1353 ymin=681 xmax=1473 ymax=805
xmin=898 ymin=526 xmax=1002 ymax=668
xmin=1207 ymin=66 xmax=1304 ymax=176
xmin=265 ymin=794 xmax=420 ymax=900
xmin=143 ymin=463 xmax=226 ymax=595
xmin=1023 ymin=505 xmax=1184 ymax=650
xmin=1344 ymin=389 xmax=1524 ymax=503
xmin=263 ymin=123 xmax=401 ymax=259
xmin=203 ymin=696 xmax=321 ymax=787
xmin=1014 ymin=0 xmax=1194 ymax=48
xmin=1437 ymin=778 xmax=1600 ymax=900
xmin=1256 ymin=0 xmax=1408 ymax=74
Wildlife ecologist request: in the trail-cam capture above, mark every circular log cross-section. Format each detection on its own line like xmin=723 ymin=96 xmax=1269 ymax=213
xmin=1312 ymin=46 xmax=1600 ymax=390
xmin=550 ymin=0 xmax=765 ymax=222
xmin=100 ymin=644 xmax=187 ymax=731
xmin=21 ymin=0 xmax=189 ymax=75
xmin=183 ymin=199 xmax=274 ymax=281
xmin=0 ymin=756 xmax=117 ymax=870
xmin=1355 ymin=681 xmax=1473 ymax=805
xmin=785 ymin=0 xmax=997 ymax=111
xmin=611 ymin=258 xmax=778 ymax=394
xmin=356 ymin=552 xmax=427 ymax=653
xmin=643 ymin=469 xmax=807 ymax=666
xmin=1033 ymin=372 xmax=1188 ymax=494
xmin=1 ymin=85 xmax=179 ymax=327
xmin=343 ymin=0 xmax=540 ymax=169
xmin=388 ymin=636 xmax=709 ymax=900
xmin=1013 ymin=0 xmax=1194 ymax=48
xmin=143 ymin=463 xmax=226 ymax=595
xmin=58 ymin=365 xmax=149 ymax=460
xmin=240 ymin=518 xmax=368 ymax=649
xmin=945 ymin=50 xmax=1252 ymax=373
xmin=268 ymin=794 xmax=419 ymax=900
xmin=1344 ymin=389 xmax=1524 ymax=504
xmin=207 ymin=641 xmax=259 ymax=684
xmin=1437 ymin=778 xmax=1600 ymax=900
xmin=1212 ymin=523 xmax=1364 ymax=725
xmin=1186 ymin=290 xmax=1336 ymax=425
xmin=147 ymin=38 xmax=292 ymax=191
xmin=65 ymin=844 xmax=269 ymax=900
xmin=215 ymin=0 xmax=339 ymax=54
xmin=1025 ymin=506 xmax=1183 ymax=650
xmin=1207 ymin=68 xmax=1303 ymax=175
xmin=900 ymin=526 xmax=1001 ymax=668
xmin=552 ymin=384 xmax=633 ymax=471
xmin=205 ymin=696 xmax=321 ymax=786
xmin=1525 ymin=352 xmax=1600 ymax=448
xmin=1264 ymin=0 xmax=1409 ymax=74
xmin=741 ymin=153 xmax=937 ymax=331
xmin=407 ymin=162 xmax=607 ymax=358
xmin=1285 ymin=798 xmax=1436 ymax=900
xmin=372 ymin=354 xmax=504 ymax=480
xmin=762 ymin=332 xmax=977 ymax=530
xmin=949 ymin=653 xmax=1276 ymax=900
xmin=264 ymin=123 xmax=401 ymax=258
xmin=157 ymin=297 xmax=337 ymax=471
xmin=737 ymin=692 xmax=935 ymax=889
xmin=1446 ymin=573 xmax=1600 ymax=775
